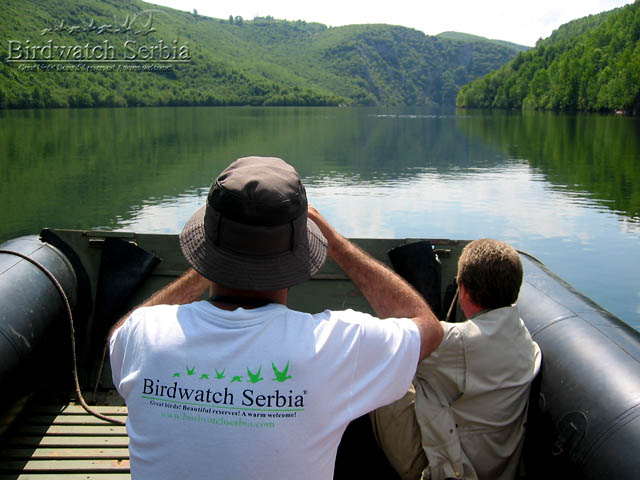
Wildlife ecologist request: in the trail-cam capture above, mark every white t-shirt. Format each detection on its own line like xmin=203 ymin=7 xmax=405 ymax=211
xmin=110 ymin=301 xmax=420 ymax=480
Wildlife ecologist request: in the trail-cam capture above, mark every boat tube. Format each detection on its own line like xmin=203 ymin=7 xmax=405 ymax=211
xmin=0 ymin=236 xmax=78 ymax=411
xmin=519 ymin=252 xmax=640 ymax=479
xmin=0 ymin=232 xmax=160 ymax=429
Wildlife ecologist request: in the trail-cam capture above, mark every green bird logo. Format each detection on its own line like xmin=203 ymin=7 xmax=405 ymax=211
xmin=272 ymin=361 xmax=292 ymax=382
xmin=172 ymin=372 xmax=180 ymax=378
xmin=247 ymin=366 xmax=264 ymax=383
xmin=231 ymin=375 xmax=243 ymax=383
xmin=200 ymin=373 xmax=209 ymax=380
xmin=186 ymin=365 xmax=196 ymax=376
xmin=215 ymin=368 xmax=226 ymax=379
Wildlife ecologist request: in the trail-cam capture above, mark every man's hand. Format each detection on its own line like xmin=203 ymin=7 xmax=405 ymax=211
xmin=108 ymin=269 xmax=211 ymax=339
xmin=307 ymin=206 xmax=443 ymax=361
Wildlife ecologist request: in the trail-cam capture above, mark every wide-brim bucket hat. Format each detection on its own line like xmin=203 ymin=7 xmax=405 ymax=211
xmin=179 ymin=157 xmax=328 ymax=291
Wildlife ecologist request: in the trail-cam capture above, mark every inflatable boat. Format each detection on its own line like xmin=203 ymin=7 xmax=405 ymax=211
xmin=0 ymin=229 xmax=638 ymax=479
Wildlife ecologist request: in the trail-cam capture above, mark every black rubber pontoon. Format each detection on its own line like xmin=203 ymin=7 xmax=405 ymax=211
xmin=519 ymin=252 xmax=640 ymax=479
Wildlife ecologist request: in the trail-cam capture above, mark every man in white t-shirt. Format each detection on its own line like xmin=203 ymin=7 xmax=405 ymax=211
xmin=109 ymin=156 xmax=443 ymax=480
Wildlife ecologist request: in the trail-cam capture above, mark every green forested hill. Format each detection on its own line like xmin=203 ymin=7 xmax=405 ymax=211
xmin=436 ymin=31 xmax=530 ymax=52
xmin=0 ymin=0 xmax=523 ymax=108
xmin=456 ymin=2 xmax=640 ymax=113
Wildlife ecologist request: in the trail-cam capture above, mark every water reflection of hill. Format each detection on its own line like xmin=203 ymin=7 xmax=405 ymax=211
xmin=1 ymin=108 xmax=225 ymax=241
xmin=0 ymin=107 xmax=505 ymax=242
xmin=455 ymin=110 xmax=640 ymax=223
xmin=4 ymin=107 xmax=635 ymax=243
xmin=300 ymin=110 xmax=511 ymax=184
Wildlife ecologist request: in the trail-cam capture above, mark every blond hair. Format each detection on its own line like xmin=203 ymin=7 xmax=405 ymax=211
xmin=457 ymin=239 xmax=523 ymax=310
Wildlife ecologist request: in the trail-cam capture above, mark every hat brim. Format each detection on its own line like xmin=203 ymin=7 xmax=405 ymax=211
xmin=179 ymin=206 xmax=328 ymax=291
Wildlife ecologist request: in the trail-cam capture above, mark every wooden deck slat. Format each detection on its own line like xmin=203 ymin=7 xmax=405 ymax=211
xmin=0 ymin=475 xmax=131 ymax=480
xmin=4 ymin=436 xmax=129 ymax=448
xmin=1 ymin=403 xmax=131 ymax=478
xmin=0 ymin=448 xmax=130 ymax=459
xmin=0 ymin=458 xmax=130 ymax=472
xmin=24 ymin=416 xmax=127 ymax=426
xmin=29 ymin=406 xmax=128 ymax=415
xmin=14 ymin=425 xmax=127 ymax=436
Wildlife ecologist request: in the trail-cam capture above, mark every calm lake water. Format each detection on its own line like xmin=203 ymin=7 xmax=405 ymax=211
xmin=1 ymin=106 xmax=639 ymax=329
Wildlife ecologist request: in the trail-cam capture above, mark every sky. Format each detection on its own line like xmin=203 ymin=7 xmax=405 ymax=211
xmin=149 ymin=0 xmax=633 ymax=47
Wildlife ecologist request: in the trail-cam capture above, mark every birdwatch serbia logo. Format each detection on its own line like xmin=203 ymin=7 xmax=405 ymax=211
xmin=6 ymin=9 xmax=191 ymax=73
xmin=140 ymin=360 xmax=307 ymax=429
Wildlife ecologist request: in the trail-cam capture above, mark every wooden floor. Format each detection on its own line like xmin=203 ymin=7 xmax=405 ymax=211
xmin=0 ymin=404 xmax=130 ymax=480
xmin=0 ymin=401 xmax=403 ymax=480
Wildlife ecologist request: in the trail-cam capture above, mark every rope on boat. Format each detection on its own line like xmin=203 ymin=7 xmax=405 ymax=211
xmin=0 ymin=248 xmax=127 ymax=426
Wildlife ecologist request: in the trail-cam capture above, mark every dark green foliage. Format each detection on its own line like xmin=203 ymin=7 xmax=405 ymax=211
xmin=304 ymin=25 xmax=524 ymax=107
xmin=0 ymin=0 xmax=522 ymax=108
xmin=457 ymin=3 xmax=640 ymax=113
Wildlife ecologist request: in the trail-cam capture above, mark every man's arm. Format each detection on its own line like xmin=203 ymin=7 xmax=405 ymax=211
xmin=308 ymin=206 xmax=443 ymax=361
xmin=108 ymin=268 xmax=211 ymax=339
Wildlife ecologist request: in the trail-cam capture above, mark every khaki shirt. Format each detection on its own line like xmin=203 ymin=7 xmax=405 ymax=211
xmin=414 ymin=306 xmax=541 ymax=480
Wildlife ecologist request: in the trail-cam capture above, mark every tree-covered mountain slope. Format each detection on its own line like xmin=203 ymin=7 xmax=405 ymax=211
xmin=436 ymin=31 xmax=530 ymax=52
xmin=0 ymin=0 xmax=523 ymax=108
xmin=456 ymin=2 xmax=640 ymax=113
